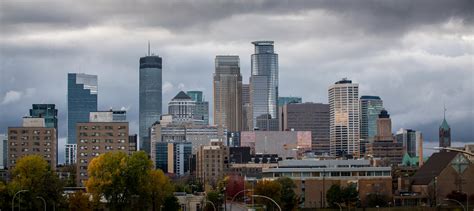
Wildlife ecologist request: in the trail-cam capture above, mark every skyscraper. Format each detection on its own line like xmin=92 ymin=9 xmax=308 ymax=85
xmin=278 ymin=97 xmax=302 ymax=107
xmin=328 ymin=78 xmax=360 ymax=158
xmin=280 ymin=103 xmax=330 ymax=154
xmin=30 ymin=104 xmax=58 ymax=164
xmin=67 ymin=73 xmax=98 ymax=164
xmin=250 ymin=41 xmax=279 ymax=131
xmin=213 ymin=55 xmax=242 ymax=133
xmin=396 ymin=128 xmax=423 ymax=161
xmin=439 ymin=109 xmax=451 ymax=148
xmin=242 ymin=84 xmax=251 ymax=131
xmin=168 ymin=91 xmax=196 ymax=123
xmin=139 ymin=51 xmax=162 ymax=154
xmin=359 ymin=96 xmax=383 ymax=154
xmin=187 ymin=91 xmax=209 ymax=125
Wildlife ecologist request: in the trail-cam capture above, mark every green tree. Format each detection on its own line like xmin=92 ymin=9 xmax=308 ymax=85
xmin=206 ymin=191 xmax=222 ymax=211
xmin=276 ymin=177 xmax=298 ymax=211
xmin=366 ymin=193 xmax=389 ymax=207
xmin=254 ymin=180 xmax=282 ymax=210
xmin=342 ymin=183 xmax=359 ymax=207
xmin=326 ymin=184 xmax=343 ymax=208
xmin=9 ymin=155 xmax=65 ymax=210
xmin=149 ymin=169 xmax=175 ymax=211
xmin=163 ymin=195 xmax=180 ymax=211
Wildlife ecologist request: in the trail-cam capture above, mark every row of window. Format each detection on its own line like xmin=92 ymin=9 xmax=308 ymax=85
xmin=78 ymin=126 xmax=127 ymax=130
xmin=9 ymin=130 xmax=52 ymax=135
xmin=270 ymin=170 xmax=391 ymax=178
xmin=79 ymin=139 xmax=126 ymax=143
xmin=9 ymin=136 xmax=53 ymax=140
xmin=78 ymin=132 xmax=126 ymax=137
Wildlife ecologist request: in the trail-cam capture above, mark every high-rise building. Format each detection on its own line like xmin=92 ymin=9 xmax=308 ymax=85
xmin=439 ymin=109 xmax=451 ymax=148
xmin=242 ymin=84 xmax=252 ymax=131
xmin=328 ymin=78 xmax=360 ymax=158
xmin=29 ymin=104 xmax=58 ymax=164
xmin=187 ymin=91 xmax=209 ymax=125
xmin=152 ymin=141 xmax=192 ymax=176
xmin=196 ymin=140 xmax=229 ymax=186
xmin=67 ymin=73 xmax=98 ymax=164
xmin=8 ymin=117 xmax=57 ymax=170
xmin=280 ymin=103 xmax=330 ymax=154
xmin=168 ymin=91 xmax=196 ymax=123
xmin=278 ymin=97 xmax=302 ymax=107
xmin=76 ymin=111 xmax=129 ymax=186
xmin=139 ymin=51 xmax=162 ymax=154
xmin=250 ymin=41 xmax=279 ymax=131
xmin=396 ymin=128 xmax=423 ymax=163
xmin=366 ymin=110 xmax=404 ymax=166
xmin=0 ymin=134 xmax=7 ymax=169
xmin=213 ymin=55 xmax=242 ymax=132
xmin=359 ymin=96 xmax=383 ymax=154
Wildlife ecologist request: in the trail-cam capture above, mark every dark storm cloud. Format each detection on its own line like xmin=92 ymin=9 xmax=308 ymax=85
xmin=1 ymin=0 xmax=473 ymax=163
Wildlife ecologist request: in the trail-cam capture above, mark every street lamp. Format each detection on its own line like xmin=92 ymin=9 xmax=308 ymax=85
xmin=230 ymin=189 xmax=253 ymax=211
xmin=12 ymin=189 xmax=28 ymax=211
xmin=444 ymin=198 xmax=466 ymax=211
xmin=36 ymin=196 xmax=46 ymax=211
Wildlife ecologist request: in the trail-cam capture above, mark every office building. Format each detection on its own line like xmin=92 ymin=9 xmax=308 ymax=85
xmin=359 ymin=96 xmax=383 ymax=154
xmin=328 ymin=78 xmax=360 ymax=158
xmin=8 ymin=117 xmax=57 ymax=170
xmin=242 ymin=84 xmax=252 ymax=131
xmin=196 ymin=140 xmax=229 ymax=186
xmin=280 ymin=103 xmax=330 ymax=154
xmin=129 ymin=134 xmax=138 ymax=153
xmin=250 ymin=41 xmax=279 ymax=131
xmin=439 ymin=111 xmax=451 ymax=148
xmin=76 ymin=111 xmax=129 ymax=186
xmin=67 ymin=73 xmax=98 ymax=164
xmin=139 ymin=51 xmax=162 ymax=154
xmin=213 ymin=55 xmax=242 ymax=133
xmin=187 ymin=91 xmax=209 ymax=125
xmin=240 ymin=131 xmax=311 ymax=159
xmin=262 ymin=159 xmax=392 ymax=208
xmin=168 ymin=91 xmax=197 ymax=123
xmin=365 ymin=110 xmax=404 ymax=166
xmin=396 ymin=128 xmax=423 ymax=165
xmin=0 ymin=134 xmax=7 ymax=169
xmin=151 ymin=141 xmax=192 ymax=176
xmin=278 ymin=97 xmax=302 ymax=107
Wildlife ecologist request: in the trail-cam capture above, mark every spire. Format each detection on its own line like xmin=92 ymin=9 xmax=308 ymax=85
xmin=147 ymin=41 xmax=150 ymax=56
xmin=444 ymin=104 xmax=447 ymax=120
xmin=440 ymin=105 xmax=450 ymax=130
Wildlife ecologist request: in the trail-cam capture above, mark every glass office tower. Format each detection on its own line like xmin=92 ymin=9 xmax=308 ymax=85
xmin=67 ymin=73 xmax=98 ymax=164
xmin=139 ymin=54 xmax=162 ymax=154
xmin=359 ymin=96 xmax=383 ymax=154
xmin=30 ymin=104 xmax=59 ymax=164
xmin=250 ymin=41 xmax=279 ymax=131
xmin=187 ymin=90 xmax=209 ymax=125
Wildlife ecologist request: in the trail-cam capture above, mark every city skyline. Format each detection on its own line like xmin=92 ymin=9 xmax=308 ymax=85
xmin=1 ymin=1 xmax=473 ymax=163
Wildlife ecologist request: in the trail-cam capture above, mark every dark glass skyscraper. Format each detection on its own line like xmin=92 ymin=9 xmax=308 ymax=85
xmin=359 ymin=95 xmax=383 ymax=154
xmin=139 ymin=54 xmax=162 ymax=154
xmin=30 ymin=104 xmax=59 ymax=163
xmin=67 ymin=73 xmax=98 ymax=164
xmin=250 ymin=41 xmax=279 ymax=131
xmin=187 ymin=90 xmax=209 ymax=125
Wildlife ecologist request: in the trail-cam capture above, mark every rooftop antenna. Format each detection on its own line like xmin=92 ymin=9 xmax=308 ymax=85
xmin=444 ymin=103 xmax=447 ymax=119
xmin=147 ymin=41 xmax=150 ymax=56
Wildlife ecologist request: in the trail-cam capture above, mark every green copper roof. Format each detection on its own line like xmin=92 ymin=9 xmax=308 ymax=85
xmin=402 ymin=153 xmax=419 ymax=167
xmin=440 ymin=118 xmax=450 ymax=130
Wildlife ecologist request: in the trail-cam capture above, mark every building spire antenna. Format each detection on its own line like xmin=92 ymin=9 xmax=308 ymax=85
xmin=147 ymin=41 xmax=150 ymax=56
xmin=444 ymin=104 xmax=447 ymax=120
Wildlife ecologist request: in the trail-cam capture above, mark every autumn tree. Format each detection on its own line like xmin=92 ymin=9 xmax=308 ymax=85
xmin=149 ymin=169 xmax=175 ymax=211
xmin=68 ymin=190 xmax=92 ymax=211
xmin=226 ymin=175 xmax=245 ymax=199
xmin=254 ymin=180 xmax=282 ymax=210
xmin=276 ymin=177 xmax=299 ymax=211
xmin=9 ymin=155 xmax=65 ymax=210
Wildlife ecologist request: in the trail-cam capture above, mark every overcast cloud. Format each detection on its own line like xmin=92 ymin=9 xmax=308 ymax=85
xmin=1 ymin=0 xmax=473 ymax=163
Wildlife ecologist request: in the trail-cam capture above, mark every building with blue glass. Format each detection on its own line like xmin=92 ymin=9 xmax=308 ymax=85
xmin=250 ymin=41 xmax=279 ymax=131
xmin=359 ymin=96 xmax=383 ymax=154
xmin=67 ymin=73 xmax=98 ymax=164
xmin=152 ymin=141 xmax=192 ymax=176
xmin=139 ymin=53 xmax=162 ymax=154
xmin=278 ymin=96 xmax=302 ymax=107
xmin=187 ymin=90 xmax=209 ymax=125
xmin=30 ymin=104 xmax=59 ymax=164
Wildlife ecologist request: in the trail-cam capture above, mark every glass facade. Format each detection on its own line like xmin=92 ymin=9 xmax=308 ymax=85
xmin=67 ymin=73 xmax=98 ymax=157
xmin=187 ymin=91 xmax=209 ymax=125
xmin=154 ymin=142 xmax=192 ymax=176
xmin=359 ymin=96 xmax=383 ymax=154
xmin=250 ymin=41 xmax=279 ymax=131
xmin=30 ymin=104 xmax=59 ymax=164
xmin=139 ymin=55 xmax=162 ymax=154
xmin=278 ymin=97 xmax=302 ymax=107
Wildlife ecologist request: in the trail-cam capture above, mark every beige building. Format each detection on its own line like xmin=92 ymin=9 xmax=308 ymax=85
xmin=240 ymin=131 xmax=312 ymax=159
xmin=213 ymin=55 xmax=242 ymax=133
xmin=76 ymin=112 xmax=129 ymax=186
xmin=196 ymin=140 xmax=229 ymax=186
xmin=8 ymin=117 xmax=57 ymax=170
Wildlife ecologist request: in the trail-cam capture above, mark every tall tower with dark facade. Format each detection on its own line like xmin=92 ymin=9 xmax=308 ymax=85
xmin=439 ymin=108 xmax=451 ymax=148
xmin=213 ymin=55 xmax=242 ymax=133
xmin=139 ymin=46 xmax=162 ymax=154
xmin=250 ymin=41 xmax=279 ymax=131
xmin=67 ymin=73 xmax=98 ymax=164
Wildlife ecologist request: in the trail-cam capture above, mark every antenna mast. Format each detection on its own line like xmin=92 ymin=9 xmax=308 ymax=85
xmin=148 ymin=41 xmax=150 ymax=56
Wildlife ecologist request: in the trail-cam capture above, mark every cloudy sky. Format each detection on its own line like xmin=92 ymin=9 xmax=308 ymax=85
xmin=1 ymin=0 xmax=473 ymax=163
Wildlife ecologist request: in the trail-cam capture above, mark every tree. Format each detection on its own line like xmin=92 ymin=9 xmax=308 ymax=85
xmin=254 ymin=180 xmax=282 ymax=210
xmin=342 ymin=183 xmax=359 ymax=207
xmin=226 ymin=175 xmax=245 ymax=200
xmin=163 ymin=195 xmax=180 ymax=211
xmin=276 ymin=177 xmax=298 ymax=211
xmin=206 ymin=191 xmax=223 ymax=211
xmin=366 ymin=193 xmax=389 ymax=207
xmin=9 ymin=155 xmax=65 ymax=210
xmin=86 ymin=151 xmax=154 ymax=210
xmin=326 ymin=184 xmax=343 ymax=208
xmin=68 ymin=191 xmax=92 ymax=211
xmin=149 ymin=169 xmax=175 ymax=211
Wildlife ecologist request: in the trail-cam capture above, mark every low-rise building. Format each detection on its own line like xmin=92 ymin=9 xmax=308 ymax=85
xmin=196 ymin=140 xmax=229 ymax=186
xmin=262 ymin=159 xmax=392 ymax=208
xmin=241 ymin=131 xmax=311 ymax=159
